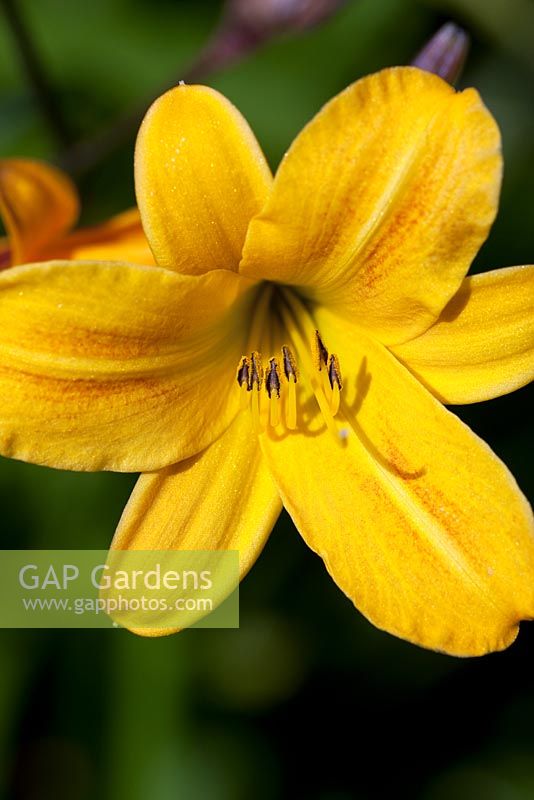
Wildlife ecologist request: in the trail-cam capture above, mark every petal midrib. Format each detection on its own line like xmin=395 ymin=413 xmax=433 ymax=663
xmin=342 ymin=401 xmax=510 ymax=619
xmin=320 ymin=95 xmax=455 ymax=297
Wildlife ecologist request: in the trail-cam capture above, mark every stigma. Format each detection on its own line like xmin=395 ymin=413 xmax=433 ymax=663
xmin=236 ymin=330 xmax=343 ymax=437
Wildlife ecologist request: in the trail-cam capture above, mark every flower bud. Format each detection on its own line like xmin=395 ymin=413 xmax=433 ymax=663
xmin=412 ymin=22 xmax=470 ymax=85
xmin=225 ymin=0 xmax=348 ymax=38
xmin=186 ymin=0 xmax=347 ymax=81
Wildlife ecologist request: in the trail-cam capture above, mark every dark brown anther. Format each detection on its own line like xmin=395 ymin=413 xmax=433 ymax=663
xmin=266 ymin=358 xmax=281 ymax=399
xmin=314 ymin=330 xmax=329 ymax=371
xmin=328 ymin=353 xmax=342 ymax=390
xmin=236 ymin=356 xmax=251 ymax=390
xmin=282 ymin=345 xmax=298 ymax=383
xmin=250 ymin=351 xmax=264 ymax=390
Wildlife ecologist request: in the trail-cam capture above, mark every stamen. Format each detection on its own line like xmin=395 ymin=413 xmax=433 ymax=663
xmin=286 ymin=379 xmax=297 ymax=430
xmin=269 ymin=395 xmax=280 ymax=428
xmin=328 ymin=354 xmax=342 ymax=415
xmin=250 ymin=351 xmax=263 ymax=390
xmin=312 ymin=329 xmax=333 ymax=406
xmin=234 ymin=285 xmax=345 ymax=439
xmin=282 ymin=345 xmax=298 ymax=382
xmin=266 ymin=358 xmax=281 ymax=428
xmin=236 ymin=356 xmax=251 ymax=410
xmin=277 ymin=296 xmax=344 ymax=445
xmin=266 ymin=358 xmax=281 ymax=399
xmin=236 ymin=285 xmax=274 ymax=433
xmin=321 ymin=366 xmax=333 ymax=408
xmin=252 ymin=389 xmax=261 ymax=433
xmin=250 ymin=351 xmax=264 ymax=433
xmin=313 ymin=330 xmax=329 ymax=371
xmin=282 ymin=345 xmax=298 ymax=430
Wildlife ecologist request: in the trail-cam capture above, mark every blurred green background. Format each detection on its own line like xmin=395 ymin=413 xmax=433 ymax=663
xmin=0 ymin=0 xmax=533 ymax=797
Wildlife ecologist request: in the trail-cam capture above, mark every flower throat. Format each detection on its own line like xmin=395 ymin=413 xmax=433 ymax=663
xmin=236 ymin=285 xmax=345 ymax=442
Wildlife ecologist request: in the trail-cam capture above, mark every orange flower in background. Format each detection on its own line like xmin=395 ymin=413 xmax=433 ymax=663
xmin=0 ymin=158 xmax=154 ymax=268
xmin=0 ymin=68 xmax=532 ymax=655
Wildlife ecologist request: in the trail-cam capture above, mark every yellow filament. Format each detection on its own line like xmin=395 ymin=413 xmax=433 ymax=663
xmin=321 ymin=369 xmax=332 ymax=406
xmin=331 ymin=382 xmax=340 ymax=416
xmin=310 ymin=375 xmax=341 ymax=441
xmin=252 ymin=388 xmax=262 ymax=434
xmin=277 ymin=298 xmax=343 ymax=444
xmin=240 ymin=382 xmax=250 ymax=410
xmin=270 ymin=394 xmax=281 ymax=427
xmin=282 ymin=288 xmax=335 ymax=410
xmin=286 ymin=378 xmax=297 ymax=430
xmin=238 ymin=284 xmax=343 ymax=436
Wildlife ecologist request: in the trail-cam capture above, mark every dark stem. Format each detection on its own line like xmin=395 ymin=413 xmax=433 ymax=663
xmin=1 ymin=0 xmax=72 ymax=148
xmin=57 ymin=23 xmax=261 ymax=178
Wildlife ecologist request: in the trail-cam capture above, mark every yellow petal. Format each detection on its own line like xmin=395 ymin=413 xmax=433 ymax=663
xmin=0 ymin=159 xmax=79 ymax=265
xmin=135 ymin=84 xmax=272 ymax=274
xmin=241 ymin=67 xmax=502 ymax=344
xmin=391 ymin=266 xmax=534 ymax=403
xmin=0 ymin=260 xmax=255 ymax=472
xmin=111 ymin=410 xmax=281 ymax=635
xmin=260 ymin=311 xmax=534 ymax=655
xmin=42 ymin=208 xmax=155 ymax=266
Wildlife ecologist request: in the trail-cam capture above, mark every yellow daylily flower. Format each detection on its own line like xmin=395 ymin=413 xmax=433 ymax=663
xmin=0 ymin=158 xmax=154 ymax=268
xmin=0 ymin=67 xmax=533 ymax=655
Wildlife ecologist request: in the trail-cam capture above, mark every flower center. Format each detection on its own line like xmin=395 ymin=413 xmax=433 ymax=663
xmin=236 ymin=284 xmax=346 ymax=442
